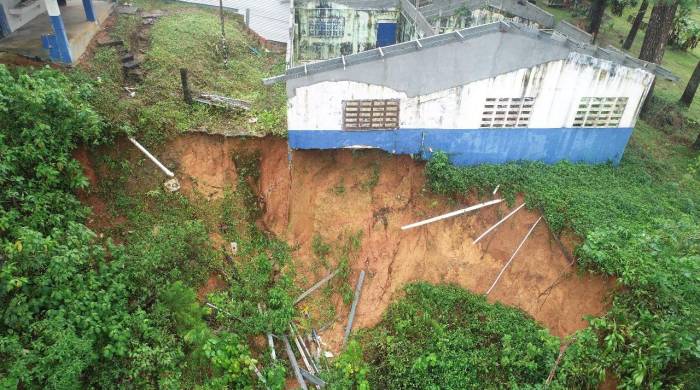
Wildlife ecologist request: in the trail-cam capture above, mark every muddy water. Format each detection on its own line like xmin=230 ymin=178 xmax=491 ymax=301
xmin=160 ymin=134 xmax=611 ymax=352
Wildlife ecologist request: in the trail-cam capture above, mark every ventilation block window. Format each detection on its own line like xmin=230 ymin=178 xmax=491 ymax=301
xmin=480 ymin=97 xmax=534 ymax=128
xmin=308 ymin=16 xmax=345 ymax=37
xmin=572 ymin=97 xmax=628 ymax=128
xmin=343 ymin=99 xmax=400 ymax=130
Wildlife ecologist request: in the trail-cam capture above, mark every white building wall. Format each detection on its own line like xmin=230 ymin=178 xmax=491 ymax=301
xmin=288 ymin=52 xmax=655 ymax=130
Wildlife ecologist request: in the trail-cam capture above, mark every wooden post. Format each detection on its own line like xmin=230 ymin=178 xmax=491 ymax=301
xmin=218 ymin=0 xmax=225 ymax=38
xmin=343 ymin=270 xmax=366 ymax=346
xmin=486 ymin=217 xmax=541 ymax=296
xmin=179 ymin=68 xmax=192 ymax=104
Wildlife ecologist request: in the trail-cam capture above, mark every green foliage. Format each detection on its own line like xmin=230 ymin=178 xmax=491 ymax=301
xmin=0 ymin=65 xmax=106 ymax=237
xmin=671 ymin=6 xmax=700 ymax=51
xmin=202 ymin=333 xmax=258 ymax=389
xmin=322 ymin=340 xmax=370 ymax=390
xmin=0 ymin=65 xmax=269 ymax=388
xmin=425 ymin=152 xmax=700 ymax=387
xmin=360 ymin=162 xmax=380 ymax=191
xmin=363 ymin=283 xmax=559 ymax=388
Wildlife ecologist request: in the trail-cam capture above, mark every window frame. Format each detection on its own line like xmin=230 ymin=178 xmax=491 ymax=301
xmin=342 ymin=99 xmax=400 ymax=131
xmin=572 ymin=97 xmax=628 ymax=128
xmin=480 ymin=97 xmax=535 ymax=128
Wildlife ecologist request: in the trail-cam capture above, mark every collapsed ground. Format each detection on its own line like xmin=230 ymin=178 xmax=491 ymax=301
xmin=1 ymin=0 xmax=699 ymax=388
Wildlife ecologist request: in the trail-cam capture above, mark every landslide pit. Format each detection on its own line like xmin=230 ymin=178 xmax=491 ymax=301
xmin=147 ymin=134 xmax=613 ymax=352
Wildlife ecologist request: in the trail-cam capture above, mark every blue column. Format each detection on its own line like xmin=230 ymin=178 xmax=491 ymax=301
xmin=81 ymin=0 xmax=96 ymax=22
xmin=48 ymin=15 xmax=73 ymax=63
xmin=41 ymin=0 xmax=73 ymax=63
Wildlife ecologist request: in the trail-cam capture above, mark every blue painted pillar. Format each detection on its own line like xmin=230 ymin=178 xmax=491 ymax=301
xmin=41 ymin=0 xmax=73 ymax=63
xmin=82 ymin=0 xmax=96 ymax=22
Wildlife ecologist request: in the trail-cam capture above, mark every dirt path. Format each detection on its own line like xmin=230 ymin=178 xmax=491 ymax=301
xmin=89 ymin=133 xmax=613 ymax=355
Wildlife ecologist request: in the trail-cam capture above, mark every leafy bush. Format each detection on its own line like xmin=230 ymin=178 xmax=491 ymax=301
xmin=362 ymin=283 xmax=559 ymax=388
xmin=425 ymin=152 xmax=700 ymax=387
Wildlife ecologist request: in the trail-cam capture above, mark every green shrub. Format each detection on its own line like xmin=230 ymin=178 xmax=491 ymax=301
xmin=363 ymin=283 xmax=559 ymax=388
xmin=425 ymin=152 xmax=700 ymax=387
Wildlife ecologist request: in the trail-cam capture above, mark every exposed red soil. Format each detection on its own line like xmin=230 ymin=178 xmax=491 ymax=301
xmin=76 ymin=133 xmax=613 ymax=360
xmin=160 ymin=134 xmax=613 ymax=354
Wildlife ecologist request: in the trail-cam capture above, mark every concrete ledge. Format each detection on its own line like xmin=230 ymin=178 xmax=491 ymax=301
xmin=0 ymin=0 xmax=112 ymax=63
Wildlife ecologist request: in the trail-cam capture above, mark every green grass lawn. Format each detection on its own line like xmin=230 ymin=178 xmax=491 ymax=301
xmin=79 ymin=0 xmax=287 ymax=145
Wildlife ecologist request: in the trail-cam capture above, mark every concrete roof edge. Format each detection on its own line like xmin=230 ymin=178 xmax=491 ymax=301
xmin=262 ymin=20 xmax=669 ymax=85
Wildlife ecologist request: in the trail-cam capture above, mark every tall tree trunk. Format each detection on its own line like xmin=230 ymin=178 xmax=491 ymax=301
xmin=639 ymin=1 xmax=678 ymax=111
xmin=694 ymin=132 xmax=700 ymax=150
xmin=680 ymin=60 xmax=700 ymax=106
xmin=588 ymin=0 xmax=608 ymax=41
xmin=639 ymin=1 xmax=679 ymax=64
xmin=623 ymin=0 xmax=649 ymax=50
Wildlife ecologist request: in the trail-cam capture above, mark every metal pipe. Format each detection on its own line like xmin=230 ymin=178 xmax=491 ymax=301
xmin=294 ymin=269 xmax=340 ymax=304
xmin=401 ymin=199 xmax=503 ymax=230
xmin=474 ymin=203 xmax=526 ymax=244
xmin=486 ymin=217 xmax=542 ymax=296
xmin=283 ymin=335 xmax=308 ymax=390
xmin=343 ymin=270 xmax=366 ymax=346
xmin=128 ymin=137 xmax=174 ymax=177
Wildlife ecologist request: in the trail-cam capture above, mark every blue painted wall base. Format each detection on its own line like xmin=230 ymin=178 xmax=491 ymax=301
xmin=288 ymin=127 xmax=634 ymax=165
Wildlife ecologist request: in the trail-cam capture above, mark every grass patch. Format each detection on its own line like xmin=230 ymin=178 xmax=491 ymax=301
xmin=78 ymin=1 xmax=286 ymax=145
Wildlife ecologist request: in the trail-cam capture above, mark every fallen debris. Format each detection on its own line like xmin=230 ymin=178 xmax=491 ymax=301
xmin=492 ymin=184 xmax=500 ymax=195
xmin=163 ymin=178 xmax=181 ymax=192
xmin=283 ymin=335 xmax=308 ymax=390
xmin=343 ymin=270 xmax=366 ymax=346
xmin=486 ymin=216 xmax=542 ymax=296
xmin=300 ymin=369 xmax=326 ymax=388
xmin=473 ymin=203 xmax=526 ymax=244
xmin=294 ymin=269 xmax=340 ymax=305
xmin=194 ymin=93 xmax=252 ymax=111
xmin=401 ymin=199 xmax=503 ymax=230
xmin=96 ymin=37 xmax=124 ymax=48
xmin=117 ymin=5 xmax=138 ymax=14
xmin=546 ymin=338 xmax=575 ymax=385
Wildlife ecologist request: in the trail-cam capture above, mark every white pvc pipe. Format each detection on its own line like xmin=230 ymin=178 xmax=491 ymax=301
xmin=128 ymin=137 xmax=175 ymax=177
xmin=401 ymin=199 xmax=503 ymax=230
xmin=486 ymin=216 xmax=542 ymax=296
xmin=473 ymin=203 xmax=526 ymax=244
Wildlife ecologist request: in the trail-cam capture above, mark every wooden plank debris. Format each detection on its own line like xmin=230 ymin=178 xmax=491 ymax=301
xmin=194 ymin=93 xmax=251 ymax=111
xmin=291 ymin=325 xmax=314 ymax=375
xmin=492 ymin=184 xmax=500 ymax=195
xmin=294 ymin=269 xmax=340 ymax=305
xmin=283 ymin=335 xmax=308 ymax=390
xmin=486 ymin=217 xmax=542 ymax=296
xmin=473 ymin=203 xmax=526 ymax=244
xmin=343 ymin=270 xmax=366 ymax=346
xmin=401 ymin=199 xmax=503 ymax=230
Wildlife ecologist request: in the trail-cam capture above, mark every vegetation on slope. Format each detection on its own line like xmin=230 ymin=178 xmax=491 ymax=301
xmin=82 ymin=1 xmax=286 ymax=144
xmin=0 ymin=64 xmax=293 ymax=387
xmin=425 ymin=146 xmax=700 ymax=387
xmin=361 ymin=283 xmax=560 ymax=388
